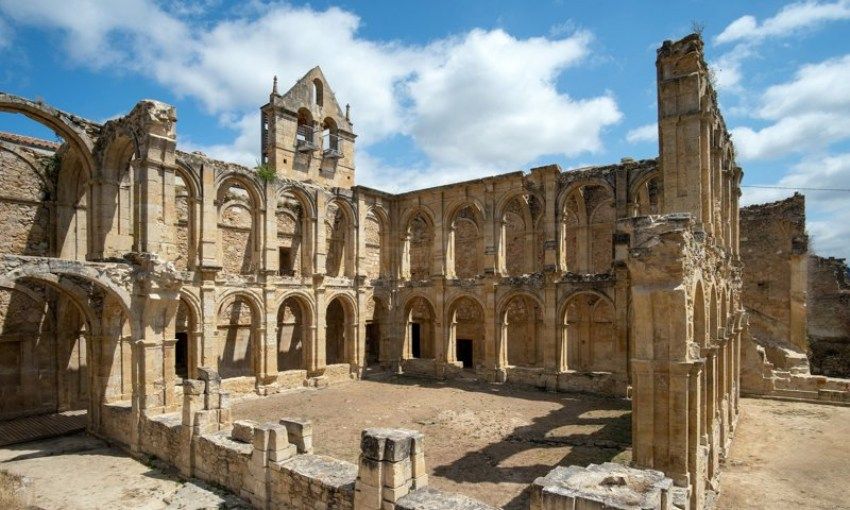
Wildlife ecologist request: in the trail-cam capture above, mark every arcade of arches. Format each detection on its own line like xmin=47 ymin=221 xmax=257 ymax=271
xmin=6 ymin=36 xmax=847 ymax=510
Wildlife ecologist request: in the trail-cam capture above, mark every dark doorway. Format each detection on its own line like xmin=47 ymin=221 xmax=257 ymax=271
xmin=456 ymin=338 xmax=473 ymax=368
xmin=175 ymin=332 xmax=189 ymax=378
xmin=365 ymin=323 xmax=380 ymax=365
xmin=411 ymin=323 xmax=421 ymax=358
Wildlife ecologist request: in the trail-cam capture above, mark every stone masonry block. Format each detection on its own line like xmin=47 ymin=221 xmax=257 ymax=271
xmin=280 ymin=417 xmax=313 ymax=453
xmin=383 ymin=458 xmax=412 ymax=489
xmin=268 ymin=425 xmax=290 ymax=451
xmin=354 ymin=484 xmax=382 ymax=510
xmin=182 ymin=378 xmax=205 ymax=396
xmin=357 ymin=456 xmax=383 ymax=488
xmin=269 ymin=444 xmax=297 ymax=462
xmin=232 ymin=420 xmax=257 ymax=443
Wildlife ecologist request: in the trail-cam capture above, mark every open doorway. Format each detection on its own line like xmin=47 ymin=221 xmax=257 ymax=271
xmin=175 ymin=332 xmax=189 ymax=379
xmin=456 ymin=338 xmax=473 ymax=369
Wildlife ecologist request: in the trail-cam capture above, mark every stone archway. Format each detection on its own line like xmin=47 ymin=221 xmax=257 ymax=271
xmin=278 ymin=295 xmax=312 ymax=371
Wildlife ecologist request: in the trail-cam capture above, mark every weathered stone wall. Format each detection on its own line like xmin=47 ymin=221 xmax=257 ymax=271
xmin=740 ymin=194 xmax=808 ymax=363
xmin=807 ymin=256 xmax=850 ymax=377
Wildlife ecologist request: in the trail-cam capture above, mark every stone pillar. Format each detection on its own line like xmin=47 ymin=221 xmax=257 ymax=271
xmin=258 ymin=288 xmax=278 ymax=391
xmin=199 ymin=162 xmax=220 ymax=268
xmin=657 ymin=35 xmax=710 ymax=223
xmin=627 ymin=215 xmax=706 ymax=507
xmin=789 ymin=251 xmax=808 ymax=352
xmin=312 ymin=289 xmax=327 ymax=375
xmin=354 ymin=429 xmax=427 ymax=510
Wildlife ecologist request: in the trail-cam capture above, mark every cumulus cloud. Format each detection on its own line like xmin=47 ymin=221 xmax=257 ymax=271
xmin=625 ymin=123 xmax=657 ymax=144
xmin=408 ymin=29 xmax=620 ymax=170
xmin=731 ymin=55 xmax=850 ymax=160
xmin=710 ymin=1 xmax=850 ymax=92
xmin=0 ymin=1 xmax=621 ymax=189
xmin=716 ymin=0 xmax=850 ymax=45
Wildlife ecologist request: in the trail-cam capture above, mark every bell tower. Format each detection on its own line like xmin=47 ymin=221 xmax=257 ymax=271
xmin=260 ymin=67 xmax=356 ymax=187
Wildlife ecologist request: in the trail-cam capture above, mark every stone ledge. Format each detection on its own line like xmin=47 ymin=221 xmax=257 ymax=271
xmin=396 ymin=487 xmax=498 ymax=510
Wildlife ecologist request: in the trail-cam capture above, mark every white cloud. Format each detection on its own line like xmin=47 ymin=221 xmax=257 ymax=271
xmin=626 ymin=123 xmax=657 ymax=144
xmin=742 ymin=153 xmax=850 ymax=259
xmin=731 ymin=54 xmax=850 ymax=160
xmin=0 ymin=1 xmax=620 ymax=189
xmin=408 ymin=29 xmax=621 ymax=170
xmin=757 ymin=54 xmax=850 ymax=119
xmin=716 ymin=0 xmax=850 ymax=45
xmin=0 ymin=0 xmax=621 ymax=190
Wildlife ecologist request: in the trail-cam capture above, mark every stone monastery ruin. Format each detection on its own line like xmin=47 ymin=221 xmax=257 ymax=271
xmin=0 ymin=33 xmax=848 ymax=510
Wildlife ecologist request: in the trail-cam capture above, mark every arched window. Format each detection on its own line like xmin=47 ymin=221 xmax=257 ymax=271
xmin=296 ymin=108 xmax=315 ymax=152
xmin=312 ymin=78 xmax=324 ymax=106
xmin=322 ymin=117 xmax=341 ymax=157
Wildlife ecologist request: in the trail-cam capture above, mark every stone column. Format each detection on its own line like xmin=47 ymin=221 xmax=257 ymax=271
xmin=354 ymin=429 xmax=427 ymax=510
xmin=199 ymin=162 xmax=220 ymax=268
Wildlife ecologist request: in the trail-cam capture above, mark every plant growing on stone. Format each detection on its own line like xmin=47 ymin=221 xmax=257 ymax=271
xmin=254 ymin=161 xmax=277 ymax=183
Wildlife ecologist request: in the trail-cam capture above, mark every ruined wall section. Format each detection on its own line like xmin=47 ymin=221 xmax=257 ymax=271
xmin=739 ymin=194 xmax=809 ymax=368
xmin=807 ymin=256 xmax=850 ymax=377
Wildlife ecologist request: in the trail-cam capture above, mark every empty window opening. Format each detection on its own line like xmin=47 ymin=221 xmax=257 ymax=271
xmin=411 ymin=323 xmax=422 ymax=358
xmin=279 ymin=247 xmax=294 ymax=276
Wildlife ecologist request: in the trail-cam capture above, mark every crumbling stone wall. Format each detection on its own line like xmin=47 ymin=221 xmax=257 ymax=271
xmin=807 ymin=256 xmax=850 ymax=377
xmin=740 ymin=194 xmax=808 ymax=364
xmin=0 ymin=141 xmax=53 ymax=257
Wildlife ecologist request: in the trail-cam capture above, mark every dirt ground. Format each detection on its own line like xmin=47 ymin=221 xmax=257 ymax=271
xmin=717 ymin=397 xmax=850 ymax=510
xmin=0 ymin=434 xmax=247 ymax=510
xmin=232 ymin=376 xmax=632 ymax=509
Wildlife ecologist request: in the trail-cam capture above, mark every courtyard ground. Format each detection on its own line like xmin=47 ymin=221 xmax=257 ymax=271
xmin=718 ymin=397 xmax=850 ymax=510
xmin=231 ymin=375 xmax=632 ymax=509
xmin=0 ymin=433 xmax=248 ymax=509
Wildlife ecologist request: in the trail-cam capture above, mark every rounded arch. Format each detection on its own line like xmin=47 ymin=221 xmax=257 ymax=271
xmin=216 ymin=172 xmax=265 ymax=210
xmin=497 ymin=289 xmax=545 ymax=315
xmin=630 ymin=171 xmax=663 ymax=216
xmin=400 ymin=204 xmax=437 ymax=233
xmin=216 ymin=289 xmax=264 ymax=320
xmin=447 ymin=201 xmax=485 ymax=279
xmin=557 ymin=178 xmax=614 ymax=217
xmin=445 ymin=292 xmax=486 ymax=321
xmin=403 ymin=294 xmax=437 ymax=360
xmin=496 ymin=190 xmax=539 ymax=226
xmin=499 ymin=290 xmax=544 ymax=368
xmin=178 ymin=289 xmax=203 ymax=333
xmin=216 ymin=290 xmax=263 ymax=379
xmin=365 ymin=205 xmax=389 ymax=279
xmin=446 ymin=198 xmax=487 ymax=226
xmin=277 ymin=184 xmax=317 ymax=220
xmin=0 ymin=94 xmax=96 ymax=174
xmin=693 ymin=279 xmax=707 ymax=347
xmin=277 ymin=292 xmax=314 ymax=372
xmin=175 ymin=159 xmax=202 ymax=200
xmin=561 ymin=290 xmax=619 ymax=372
xmin=325 ymin=293 xmax=357 ymax=367
xmin=325 ymin=198 xmax=357 ymax=278
xmin=402 ymin=207 xmax=435 ymax=281
xmin=446 ymin=293 xmax=486 ymax=369
xmin=0 ymin=264 xmax=132 ymax=318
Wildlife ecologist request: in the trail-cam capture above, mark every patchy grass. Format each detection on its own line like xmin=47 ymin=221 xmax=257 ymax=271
xmin=0 ymin=469 xmax=26 ymax=509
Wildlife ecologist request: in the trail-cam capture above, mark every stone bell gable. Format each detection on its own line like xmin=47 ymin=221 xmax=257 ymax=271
xmin=261 ymin=66 xmax=357 ymax=188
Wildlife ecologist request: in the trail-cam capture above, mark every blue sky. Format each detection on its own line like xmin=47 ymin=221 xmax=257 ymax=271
xmin=1 ymin=1 xmax=850 ymax=259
